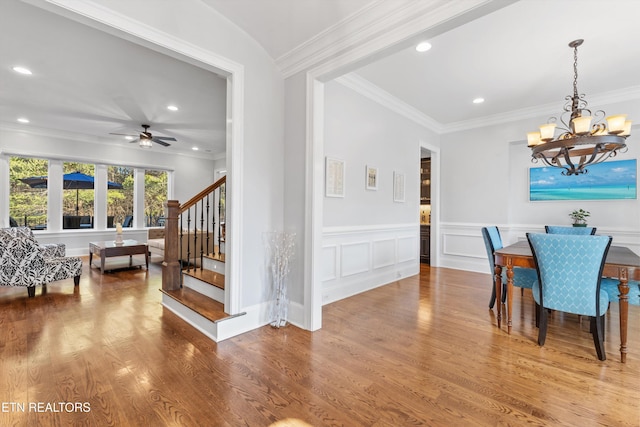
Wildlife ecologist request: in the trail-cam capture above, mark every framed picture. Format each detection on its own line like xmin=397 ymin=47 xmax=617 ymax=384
xmin=325 ymin=157 xmax=345 ymax=197
xmin=366 ymin=165 xmax=378 ymax=190
xmin=393 ymin=171 xmax=405 ymax=202
xmin=529 ymin=159 xmax=637 ymax=201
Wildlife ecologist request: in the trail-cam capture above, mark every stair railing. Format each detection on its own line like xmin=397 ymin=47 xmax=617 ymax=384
xmin=162 ymin=176 xmax=226 ymax=291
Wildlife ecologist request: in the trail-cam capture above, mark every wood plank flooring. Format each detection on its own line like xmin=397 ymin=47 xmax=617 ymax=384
xmin=0 ymin=261 xmax=638 ymax=426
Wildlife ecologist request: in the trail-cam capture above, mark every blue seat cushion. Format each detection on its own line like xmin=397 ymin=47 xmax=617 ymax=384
xmin=601 ymin=279 xmax=640 ymax=306
xmin=501 ymin=267 xmax=537 ymax=289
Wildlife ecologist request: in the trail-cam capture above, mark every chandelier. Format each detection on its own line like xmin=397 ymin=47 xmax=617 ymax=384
xmin=527 ymin=39 xmax=631 ymax=176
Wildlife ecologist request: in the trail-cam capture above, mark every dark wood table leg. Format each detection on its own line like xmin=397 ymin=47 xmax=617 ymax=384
xmin=494 ymin=264 xmax=502 ymax=328
xmin=145 ymin=248 xmax=149 ymax=270
xmin=618 ymin=268 xmax=629 ymax=363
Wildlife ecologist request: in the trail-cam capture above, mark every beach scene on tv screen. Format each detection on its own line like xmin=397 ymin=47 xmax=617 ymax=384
xmin=529 ymin=159 xmax=637 ymax=201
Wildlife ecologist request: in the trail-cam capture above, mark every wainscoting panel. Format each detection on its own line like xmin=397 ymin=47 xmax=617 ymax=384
xmin=439 ymin=222 xmax=640 ymax=274
xmin=321 ymin=245 xmax=338 ymax=282
xmin=372 ymin=238 xmax=395 ymax=269
xmin=322 ymin=223 xmax=419 ymax=305
xmin=340 ymin=241 xmax=370 ymax=277
xmin=397 ymin=235 xmax=418 ymax=263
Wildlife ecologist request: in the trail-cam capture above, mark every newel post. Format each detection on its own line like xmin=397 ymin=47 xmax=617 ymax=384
xmin=162 ymin=200 xmax=181 ymax=291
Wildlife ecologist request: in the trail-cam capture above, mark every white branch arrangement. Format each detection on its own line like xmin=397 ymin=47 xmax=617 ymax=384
xmin=263 ymin=231 xmax=296 ymax=328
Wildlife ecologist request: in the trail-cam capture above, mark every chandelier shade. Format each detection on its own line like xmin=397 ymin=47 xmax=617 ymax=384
xmin=527 ymin=39 xmax=630 ymax=176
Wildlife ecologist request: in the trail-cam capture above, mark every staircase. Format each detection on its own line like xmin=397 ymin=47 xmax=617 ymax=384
xmin=160 ymin=177 xmax=245 ymax=341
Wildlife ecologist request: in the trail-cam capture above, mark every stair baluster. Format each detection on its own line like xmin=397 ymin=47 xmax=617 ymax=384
xmin=162 ymin=176 xmax=226 ymax=291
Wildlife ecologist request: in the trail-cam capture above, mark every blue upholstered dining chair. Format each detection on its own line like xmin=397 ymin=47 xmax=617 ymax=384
xmin=527 ymin=233 xmax=612 ymax=361
xmin=481 ymin=227 xmax=537 ymax=309
xmin=545 ymin=225 xmax=597 ymax=235
xmin=600 ymin=279 xmax=640 ymax=307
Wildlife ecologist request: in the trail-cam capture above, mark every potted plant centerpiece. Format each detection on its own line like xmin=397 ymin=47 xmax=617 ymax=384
xmin=569 ymin=209 xmax=590 ymax=227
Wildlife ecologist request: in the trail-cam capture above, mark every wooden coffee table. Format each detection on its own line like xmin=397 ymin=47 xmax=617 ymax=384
xmin=89 ymin=240 xmax=149 ymax=274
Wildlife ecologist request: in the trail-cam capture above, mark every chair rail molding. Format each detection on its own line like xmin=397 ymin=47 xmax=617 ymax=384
xmin=439 ymin=221 xmax=640 ymax=274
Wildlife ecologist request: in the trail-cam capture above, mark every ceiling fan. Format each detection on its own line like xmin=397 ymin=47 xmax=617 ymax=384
xmin=110 ymin=124 xmax=176 ymax=147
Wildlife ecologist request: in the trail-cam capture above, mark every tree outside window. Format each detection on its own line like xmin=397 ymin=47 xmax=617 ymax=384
xmin=145 ymin=169 xmax=168 ymax=227
xmin=9 ymin=156 xmax=48 ymax=229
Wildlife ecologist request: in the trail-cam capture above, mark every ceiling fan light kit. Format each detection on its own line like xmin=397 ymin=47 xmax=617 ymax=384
xmin=139 ymin=136 xmax=153 ymax=148
xmin=527 ymin=39 xmax=631 ymax=176
xmin=110 ymin=124 xmax=177 ymax=148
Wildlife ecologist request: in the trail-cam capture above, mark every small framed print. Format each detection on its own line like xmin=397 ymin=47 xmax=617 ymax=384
xmin=325 ymin=157 xmax=345 ymax=197
xmin=393 ymin=171 xmax=405 ymax=202
xmin=366 ymin=165 xmax=378 ymax=190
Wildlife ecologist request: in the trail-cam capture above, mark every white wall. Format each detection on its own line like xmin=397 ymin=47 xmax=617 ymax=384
xmin=439 ymin=98 xmax=640 ymax=273
xmin=319 ymin=80 xmax=439 ymax=304
xmin=283 ymin=73 xmax=307 ymax=308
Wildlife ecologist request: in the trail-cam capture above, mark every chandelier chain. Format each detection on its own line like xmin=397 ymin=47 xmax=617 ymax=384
xmin=572 ymin=43 xmax=579 ymax=99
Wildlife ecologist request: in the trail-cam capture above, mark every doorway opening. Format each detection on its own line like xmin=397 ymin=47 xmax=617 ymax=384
xmin=420 ymin=148 xmax=431 ymax=265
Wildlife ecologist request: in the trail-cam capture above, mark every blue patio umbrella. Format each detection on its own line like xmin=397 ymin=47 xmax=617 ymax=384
xmin=20 ymin=171 xmax=123 ymax=214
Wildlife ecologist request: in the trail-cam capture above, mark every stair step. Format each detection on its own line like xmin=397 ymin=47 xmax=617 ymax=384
xmin=205 ymin=251 xmax=225 ymax=263
xmin=160 ymin=287 xmax=231 ymax=323
xmin=182 ymin=268 xmax=224 ymax=290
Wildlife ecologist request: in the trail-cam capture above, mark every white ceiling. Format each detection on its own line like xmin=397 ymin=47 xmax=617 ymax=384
xmin=354 ymin=0 xmax=640 ymax=128
xmin=0 ymin=0 xmax=227 ymax=157
xmin=2 ymin=0 xmax=640 ymax=157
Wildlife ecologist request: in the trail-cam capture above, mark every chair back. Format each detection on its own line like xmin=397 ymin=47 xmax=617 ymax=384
xmin=545 ymin=225 xmax=596 ymax=235
xmin=527 ymin=233 xmax=611 ymax=316
xmin=481 ymin=227 xmax=502 ymax=274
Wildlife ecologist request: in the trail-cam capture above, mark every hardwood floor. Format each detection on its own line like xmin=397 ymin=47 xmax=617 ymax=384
xmin=0 ymin=261 xmax=638 ymax=426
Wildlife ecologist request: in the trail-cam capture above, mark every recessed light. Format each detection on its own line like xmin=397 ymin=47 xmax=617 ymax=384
xmin=167 ymin=105 xmax=178 ymax=111
xmin=473 ymin=98 xmax=485 ymax=104
xmin=192 ymin=146 xmax=199 ymax=151
xmin=17 ymin=117 xmax=29 ymax=123
xmin=415 ymin=42 xmax=432 ymax=53
xmin=12 ymin=66 xmax=32 ymax=75
xmin=125 ymin=136 xmax=134 ymax=140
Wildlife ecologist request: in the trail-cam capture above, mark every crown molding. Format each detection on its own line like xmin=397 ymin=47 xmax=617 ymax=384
xmin=333 ymin=75 xmax=640 ymax=136
xmin=335 ymin=74 xmax=443 ymax=133
xmin=278 ymin=0 xmax=496 ymax=78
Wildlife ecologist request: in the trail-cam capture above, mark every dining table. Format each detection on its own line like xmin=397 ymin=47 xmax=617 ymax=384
xmin=494 ymin=240 xmax=640 ymax=363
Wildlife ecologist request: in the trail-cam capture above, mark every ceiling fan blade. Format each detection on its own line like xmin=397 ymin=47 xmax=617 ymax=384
xmin=129 ymin=138 xmax=140 ymax=143
xmin=154 ymin=136 xmax=177 ymax=141
xmin=152 ymin=138 xmax=171 ymax=147
xmin=110 ymin=132 xmax=137 ymax=137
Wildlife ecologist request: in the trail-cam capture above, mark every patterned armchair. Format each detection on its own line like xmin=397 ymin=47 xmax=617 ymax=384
xmin=1 ymin=226 xmax=66 ymax=258
xmin=527 ymin=233 xmax=612 ymax=360
xmin=0 ymin=228 xmax=82 ymax=297
xmin=481 ymin=226 xmax=537 ymax=309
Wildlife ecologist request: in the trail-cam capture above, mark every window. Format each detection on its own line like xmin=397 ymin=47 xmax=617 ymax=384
xmin=9 ymin=156 xmax=48 ymax=229
xmin=107 ymin=166 xmax=133 ymax=228
xmin=62 ymin=162 xmax=95 ymax=229
xmin=7 ymin=155 xmax=170 ymax=231
xmin=144 ymin=169 xmax=168 ymax=227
